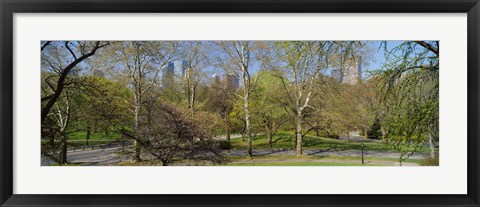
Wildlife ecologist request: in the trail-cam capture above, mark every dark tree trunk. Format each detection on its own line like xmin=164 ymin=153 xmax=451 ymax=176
xmin=162 ymin=159 xmax=169 ymax=166
xmin=41 ymin=42 xmax=104 ymax=125
xmin=268 ymin=130 xmax=273 ymax=151
xmin=104 ymin=127 xmax=109 ymax=136
xmin=225 ymin=107 xmax=231 ymax=152
xmin=86 ymin=125 xmax=91 ymax=146
xmin=60 ymin=131 xmax=67 ymax=165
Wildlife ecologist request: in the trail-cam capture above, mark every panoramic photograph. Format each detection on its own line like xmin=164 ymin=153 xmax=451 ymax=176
xmin=41 ymin=41 xmax=439 ymax=166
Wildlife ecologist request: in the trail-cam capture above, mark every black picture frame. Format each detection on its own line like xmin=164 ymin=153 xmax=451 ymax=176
xmin=1 ymin=0 xmax=479 ymax=206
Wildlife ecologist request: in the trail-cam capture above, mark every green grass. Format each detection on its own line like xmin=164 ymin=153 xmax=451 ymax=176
xmin=66 ymin=130 xmax=123 ymax=148
xmin=41 ymin=130 xmax=125 ymax=149
xmin=227 ymin=154 xmax=424 ymax=165
xmin=68 ymin=130 xmax=122 ymax=141
xmin=111 ymin=153 xmax=426 ymax=166
xmin=229 ymin=154 xmax=421 ymax=162
xmin=230 ymin=132 xmax=432 ymax=154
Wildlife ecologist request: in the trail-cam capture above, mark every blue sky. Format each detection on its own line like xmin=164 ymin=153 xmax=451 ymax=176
xmin=366 ymin=41 xmax=404 ymax=74
xmin=205 ymin=41 xmax=406 ymax=79
xmin=42 ymin=40 xmax=409 ymax=80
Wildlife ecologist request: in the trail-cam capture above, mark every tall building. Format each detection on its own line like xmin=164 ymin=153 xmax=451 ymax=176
xmin=162 ymin=62 xmax=175 ymax=88
xmin=331 ymin=68 xmax=343 ymax=83
xmin=223 ymin=73 xmax=240 ymax=91
xmin=210 ymin=73 xmax=240 ymax=91
xmin=211 ymin=73 xmax=221 ymax=86
xmin=331 ymin=56 xmax=363 ymax=85
xmin=162 ymin=60 xmax=188 ymax=88
xmin=177 ymin=60 xmax=188 ymax=78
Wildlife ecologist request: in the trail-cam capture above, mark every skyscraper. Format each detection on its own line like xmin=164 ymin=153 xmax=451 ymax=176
xmin=211 ymin=73 xmax=221 ymax=86
xmin=331 ymin=68 xmax=343 ymax=82
xmin=331 ymin=56 xmax=363 ymax=85
xmin=162 ymin=60 xmax=189 ymax=88
xmin=223 ymin=73 xmax=240 ymax=91
xmin=162 ymin=61 xmax=175 ymax=88
xmin=177 ymin=60 xmax=188 ymax=79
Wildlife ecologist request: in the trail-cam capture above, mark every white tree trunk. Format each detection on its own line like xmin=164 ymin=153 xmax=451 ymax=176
xmin=244 ymin=93 xmax=252 ymax=158
xmin=428 ymin=132 xmax=435 ymax=158
xmin=295 ymin=112 xmax=303 ymax=156
xmin=132 ymin=94 xmax=142 ymax=163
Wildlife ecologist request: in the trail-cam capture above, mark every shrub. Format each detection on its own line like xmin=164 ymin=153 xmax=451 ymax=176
xmin=316 ymin=130 xmax=339 ymax=139
xmin=217 ymin=140 xmax=231 ymax=150
xmin=137 ymin=102 xmax=226 ymax=166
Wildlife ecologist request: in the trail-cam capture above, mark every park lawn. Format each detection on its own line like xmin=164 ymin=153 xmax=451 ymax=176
xmin=227 ymin=154 xmax=423 ymax=165
xmin=114 ymin=159 xmax=383 ymax=166
xmin=229 ymin=132 xmax=433 ymax=154
xmin=37 ymin=130 xmax=125 ymax=149
xmin=65 ymin=130 xmax=124 ymax=147
xmin=113 ymin=154 xmax=423 ymax=166
xmin=68 ymin=130 xmax=122 ymax=141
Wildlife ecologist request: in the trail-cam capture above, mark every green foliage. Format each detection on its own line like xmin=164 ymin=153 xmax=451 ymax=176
xmin=366 ymin=118 xmax=383 ymax=139
xmin=374 ymin=41 xmax=439 ymax=158
xmin=41 ymin=41 xmax=440 ymax=166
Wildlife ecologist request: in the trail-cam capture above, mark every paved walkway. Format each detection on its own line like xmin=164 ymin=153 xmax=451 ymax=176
xmin=67 ymin=147 xmax=130 ymax=166
xmin=65 ymin=145 xmax=425 ymax=166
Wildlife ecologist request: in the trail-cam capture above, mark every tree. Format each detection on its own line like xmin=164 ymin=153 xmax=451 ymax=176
xmin=103 ymin=41 xmax=179 ymax=162
xmin=41 ymin=41 xmax=110 ymax=164
xmin=303 ymin=75 xmax=347 ymax=138
xmin=344 ymin=79 xmax=378 ymax=138
xmin=251 ymin=69 xmax=288 ymax=149
xmin=377 ymin=41 xmax=439 ymax=158
xmin=215 ymin=41 xmax=268 ymax=158
xmin=208 ymin=82 xmax=235 ymax=144
xmin=274 ymin=41 xmax=365 ymax=155
xmin=133 ymin=102 xmax=225 ymax=166
xmin=51 ymin=91 xmax=71 ymax=164
xmin=76 ymin=75 xmax=133 ymax=137
xmin=41 ymin=41 xmax=109 ymax=125
xmin=180 ymin=41 xmax=209 ymax=117
xmin=274 ymin=41 xmax=331 ymax=156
